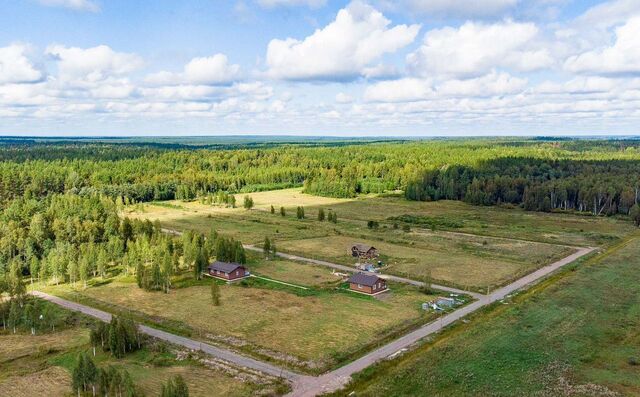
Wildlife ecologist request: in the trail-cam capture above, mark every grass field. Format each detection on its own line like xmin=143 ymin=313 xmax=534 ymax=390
xmin=0 ymin=302 xmax=274 ymax=397
xmin=277 ymin=234 xmax=573 ymax=290
xmin=247 ymin=253 xmax=342 ymax=287
xmin=123 ymin=188 xmax=627 ymax=290
xmin=335 ymin=234 xmax=640 ymax=396
xmin=43 ymin=277 xmax=439 ymax=372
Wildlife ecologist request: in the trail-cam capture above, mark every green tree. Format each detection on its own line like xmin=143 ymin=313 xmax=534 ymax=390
xmin=263 ymin=237 xmax=271 ymax=259
xmin=270 ymin=205 xmax=275 ymax=214
xmin=296 ymin=206 xmax=305 ymax=219
xmin=318 ymin=208 xmax=325 ymax=221
xmin=243 ymin=195 xmax=254 ymax=210
xmin=280 ymin=206 xmax=286 ymax=217
xmin=194 ymin=248 xmax=208 ymax=280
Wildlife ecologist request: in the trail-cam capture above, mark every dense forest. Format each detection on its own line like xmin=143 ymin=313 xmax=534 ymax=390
xmin=1 ymin=137 xmax=640 ymax=282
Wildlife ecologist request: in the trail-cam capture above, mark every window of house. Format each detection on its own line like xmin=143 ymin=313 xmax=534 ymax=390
xmin=358 ymin=284 xmax=362 ymax=288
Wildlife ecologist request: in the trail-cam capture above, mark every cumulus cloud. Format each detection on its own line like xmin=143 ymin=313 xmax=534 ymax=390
xmin=256 ymin=0 xmax=326 ymax=8
xmin=146 ymin=54 xmax=240 ymax=86
xmin=0 ymin=44 xmax=43 ymax=84
xmin=365 ymin=71 xmax=527 ymax=102
xmin=46 ymin=45 xmax=143 ymax=81
xmin=564 ymin=17 xmax=640 ymax=76
xmin=407 ymin=20 xmax=553 ymax=78
xmin=37 ymin=0 xmax=100 ymax=12
xmin=265 ymin=1 xmax=420 ymax=80
xmin=335 ymin=92 xmax=354 ymax=103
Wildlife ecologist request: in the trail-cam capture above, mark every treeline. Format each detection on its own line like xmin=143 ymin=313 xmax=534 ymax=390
xmin=4 ymin=139 xmax=640 ymax=205
xmin=406 ymin=158 xmax=640 ymax=216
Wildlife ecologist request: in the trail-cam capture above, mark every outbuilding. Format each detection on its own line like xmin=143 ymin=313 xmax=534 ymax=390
xmin=351 ymin=243 xmax=379 ymax=259
xmin=348 ymin=272 xmax=388 ymax=295
xmin=207 ymin=261 xmax=250 ymax=281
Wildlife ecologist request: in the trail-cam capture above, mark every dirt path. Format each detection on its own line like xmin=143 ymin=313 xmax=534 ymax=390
xmin=288 ymin=246 xmax=596 ymax=396
xmin=29 ymin=291 xmax=303 ymax=382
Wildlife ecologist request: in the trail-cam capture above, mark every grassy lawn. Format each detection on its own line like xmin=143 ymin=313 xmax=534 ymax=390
xmin=124 ymin=189 xmax=630 ymax=291
xmin=247 ymin=253 xmax=342 ymax=287
xmin=43 ymin=277 xmax=440 ymax=372
xmin=0 ymin=301 xmax=275 ymax=397
xmin=336 ymin=234 xmax=640 ymax=396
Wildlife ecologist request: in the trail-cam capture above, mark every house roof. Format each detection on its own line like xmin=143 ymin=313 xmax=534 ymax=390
xmin=208 ymin=261 xmax=244 ymax=273
xmin=348 ymin=272 xmax=383 ymax=287
xmin=352 ymin=243 xmax=376 ymax=252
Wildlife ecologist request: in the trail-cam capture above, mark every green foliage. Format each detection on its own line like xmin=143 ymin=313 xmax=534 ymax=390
xmin=91 ymin=315 xmax=142 ymax=359
xmin=161 ymin=374 xmax=189 ymax=397
xmin=280 ymin=206 xmax=286 ymax=217
xmin=318 ymin=208 xmax=325 ymax=221
xmin=388 ymin=214 xmax=463 ymax=229
xmin=296 ymin=206 xmax=305 ymax=219
xmin=243 ymin=195 xmax=254 ymax=210
xmin=214 ymin=236 xmax=246 ymax=264
xmin=367 ymin=220 xmax=379 ymax=229
xmin=72 ymin=352 xmax=98 ymax=396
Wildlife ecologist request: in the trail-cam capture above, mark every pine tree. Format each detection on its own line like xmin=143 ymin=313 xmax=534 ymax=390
xmin=280 ymin=206 xmax=286 ymax=217
xmin=270 ymin=205 xmax=275 ymax=214
xmin=194 ymin=248 xmax=208 ymax=280
xmin=318 ymin=208 xmax=325 ymax=221
xmin=263 ymin=237 xmax=271 ymax=259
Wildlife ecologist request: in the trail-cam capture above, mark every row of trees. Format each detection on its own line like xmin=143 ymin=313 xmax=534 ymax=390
xmin=72 ymin=353 xmax=143 ymax=397
xmin=90 ymin=316 xmax=142 ymax=358
xmin=406 ymin=158 xmax=640 ymax=220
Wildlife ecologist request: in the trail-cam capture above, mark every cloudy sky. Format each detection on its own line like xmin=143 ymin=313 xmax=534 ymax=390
xmin=1 ymin=0 xmax=639 ymax=136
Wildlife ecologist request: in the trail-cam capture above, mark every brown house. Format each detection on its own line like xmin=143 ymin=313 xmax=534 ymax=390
xmin=348 ymin=272 xmax=388 ymax=295
xmin=351 ymin=243 xmax=378 ymax=259
xmin=207 ymin=261 xmax=250 ymax=281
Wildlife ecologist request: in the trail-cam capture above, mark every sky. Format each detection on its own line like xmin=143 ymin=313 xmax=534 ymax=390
xmin=0 ymin=0 xmax=639 ymax=137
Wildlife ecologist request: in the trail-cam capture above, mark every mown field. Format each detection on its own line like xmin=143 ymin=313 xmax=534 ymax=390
xmin=43 ymin=273 xmax=440 ymax=373
xmin=0 ymin=301 xmax=268 ymax=397
xmin=125 ymin=188 xmax=631 ymax=290
xmin=335 ymin=234 xmax=640 ymax=396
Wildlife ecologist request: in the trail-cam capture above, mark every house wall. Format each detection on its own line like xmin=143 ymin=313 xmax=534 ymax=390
xmin=208 ymin=267 xmax=247 ymax=280
xmin=349 ymin=280 xmax=387 ymax=294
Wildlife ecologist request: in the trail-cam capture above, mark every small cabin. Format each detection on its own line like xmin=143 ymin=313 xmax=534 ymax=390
xmin=348 ymin=272 xmax=388 ymax=295
xmin=207 ymin=261 xmax=250 ymax=281
xmin=351 ymin=243 xmax=379 ymax=259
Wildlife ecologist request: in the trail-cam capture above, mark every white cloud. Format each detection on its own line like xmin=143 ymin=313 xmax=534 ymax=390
xmin=184 ymin=54 xmax=240 ymax=85
xmin=146 ymin=54 xmax=240 ymax=86
xmin=265 ymin=1 xmax=420 ymax=80
xmin=335 ymin=92 xmax=354 ymax=103
xmin=0 ymin=44 xmax=43 ymax=84
xmin=564 ymin=17 xmax=640 ymax=76
xmin=37 ymin=0 xmax=100 ymax=12
xmin=46 ymin=45 xmax=143 ymax=81
xmin=365 ymin=71 xmax=527 ymax=102
xmin=365 ymin=78 xmax=434 ymax=102
xmin=438 ymin=71 xmax=527 ymax=97
xmin=256 ymin=0 xmax=326 ymax=8
xmin=407 ymin=20 xmax=552 ymax=78
xmin=575 ymin=0 xmax=640 ymax=30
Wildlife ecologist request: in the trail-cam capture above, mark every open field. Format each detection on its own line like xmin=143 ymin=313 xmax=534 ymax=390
xmin=277 ymin=234 xmax=573 ymax=290
xmin=247 ymin=253 xmax=342 ymax=287
xmin=335 ymin=235 xmax=640 ymax=396
xmin=43 ymin=277 xmax=440 ymax=372
xmin=123 ymin=188 xmax=631 ymax=290
xmin=0 ymin=302 xmax=272 ymax=397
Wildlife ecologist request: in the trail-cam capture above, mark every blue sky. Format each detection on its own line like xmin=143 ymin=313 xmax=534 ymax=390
xmin=0 ymin=0 xmax=639 ymax=136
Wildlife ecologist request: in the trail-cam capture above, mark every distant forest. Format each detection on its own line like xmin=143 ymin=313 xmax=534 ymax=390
xmin=0 ymin=137 xmax=639 ymax=218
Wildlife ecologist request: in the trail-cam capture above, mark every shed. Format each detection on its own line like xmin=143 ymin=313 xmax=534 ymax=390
xmin=350 ymin=243 xmax=379 ymax=259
